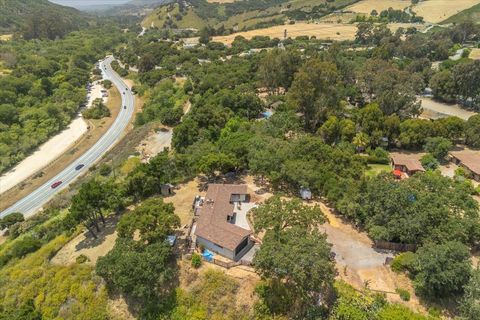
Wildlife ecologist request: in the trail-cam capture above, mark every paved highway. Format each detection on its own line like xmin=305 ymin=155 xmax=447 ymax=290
xmin=0 ymin=56 xmax=134 ymax=218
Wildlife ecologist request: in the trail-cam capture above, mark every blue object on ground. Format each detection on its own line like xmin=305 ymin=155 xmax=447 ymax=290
xmin=262 ymin=111 xmax=273 ymax=118
xmin=202 ymin=249 xmax=214 ymax=262
xmin=166 ymin=235 xmax=177 ymax=246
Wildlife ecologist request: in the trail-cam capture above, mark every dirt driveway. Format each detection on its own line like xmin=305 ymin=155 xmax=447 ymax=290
xmin=420 ymin=97 xmax=477 ymax=120
xmin=318 ymin=202 xmax=424 ymax=312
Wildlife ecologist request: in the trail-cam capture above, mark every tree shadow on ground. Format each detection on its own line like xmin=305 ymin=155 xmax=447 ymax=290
xmin=106 ymin=258 xmax=180 ymax=319
xmin=75 ymin=214 xmax=120 ymax=251
xmin=197 ymin=173 xmax=247 ymax=191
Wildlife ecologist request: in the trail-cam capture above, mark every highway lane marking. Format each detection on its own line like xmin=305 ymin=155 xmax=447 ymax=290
xmin=0 ymin=57 xmax=135 ymax=218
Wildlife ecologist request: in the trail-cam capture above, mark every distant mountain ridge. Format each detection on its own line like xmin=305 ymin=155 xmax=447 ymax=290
xmin=0 ymin=0 xmax=88 ymax=35
xmin=126 ymin=0 xmax=171 ymax=5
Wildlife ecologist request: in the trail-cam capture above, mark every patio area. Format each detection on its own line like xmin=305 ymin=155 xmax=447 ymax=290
xmin=232 ymin=202 xmax=257 ymax=230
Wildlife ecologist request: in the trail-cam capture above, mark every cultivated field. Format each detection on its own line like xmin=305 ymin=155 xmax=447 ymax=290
xmin=346 ymin=0 xmax=411 ymax=14
xmin=413 ymin=0 xmax=480 ymax=23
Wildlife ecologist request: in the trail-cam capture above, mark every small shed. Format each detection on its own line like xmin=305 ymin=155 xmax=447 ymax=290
xmin=160 ymin=184 xmax=174 ymax=196
xmin=300 ymin=187 xmax=312 ymax=200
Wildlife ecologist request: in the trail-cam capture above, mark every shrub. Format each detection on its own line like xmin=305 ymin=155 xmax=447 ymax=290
xmin=103 ymin=80 xmax=112 ymax=89
xmin=9 ymin=236 xmax=42 ymax=259
xmin=159 ymin=107 xmax=183 ymax=126
xmin=0 ymin=212 xmax=24 ymax=229
xmin=76 ymin=254 xmax=89 ymax=264
xmin=82 ymin=99 xmax=110 ymax=119
xmin=191 ymin=253 xmax=202 ymax=269
xmin=367 ymin=147 xmax=390 ymax=164
xmin=455 ymin=167 xmax=466 ymax=178
xmin=428 ymin=307 xmax=441 ymax=317
xmin=420 ymin=153 xmax=439 ymax=170
xmin=391 ymin=252 xmax=416 ymax=273
xmin=396 ymin=288 xmax=411 ymax=301
xmin=424 ymin=137 xmax=452 ymax=160
xmin=98 ymin=163 xmax=112 ymax=176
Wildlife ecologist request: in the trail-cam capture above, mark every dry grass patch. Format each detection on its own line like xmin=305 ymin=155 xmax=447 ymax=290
xmin=164 ymin=179 xmax=205 ymax=226
xmin=0 ymin=34 xmax=12 ymax=41
xmin=50 ymin=214 xmax=120 ymax=266
xmin=213 ymin=22 xmax=359 ymax=44
xmin=346 ymin=0 xmax=411 ymax=14
xmin=213 ymin=22 xmax=418 ymax=45
xmin=469 ymin=48 xmax=480 ymax=60
xmin=413 ymin=0 xmax=480 ymax=23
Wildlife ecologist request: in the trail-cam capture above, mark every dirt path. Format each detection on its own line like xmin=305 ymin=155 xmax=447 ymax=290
xmin=136 ymin=129 xmax=172 ymax=163
xmin=420 ymin=97 xmax=477 ymax=120
xmin=318 ymin=202 xmax=424 ymax=312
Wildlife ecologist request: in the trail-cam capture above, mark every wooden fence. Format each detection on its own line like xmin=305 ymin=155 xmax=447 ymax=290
xmin=210 ymin=258 xmax=251 ymax=269
xmin=374 ymin=240 xmax=417 ymax=252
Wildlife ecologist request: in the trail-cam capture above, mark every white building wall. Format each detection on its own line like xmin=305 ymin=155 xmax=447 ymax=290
xmin=197 ymin=236 xmax=235 ymax=260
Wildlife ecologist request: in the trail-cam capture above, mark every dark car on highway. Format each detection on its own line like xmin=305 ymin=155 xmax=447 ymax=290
xmin=75 ymin=164 xmax=85 ymax=170
xmin=51 ymin=181 xmax=62 ymax=189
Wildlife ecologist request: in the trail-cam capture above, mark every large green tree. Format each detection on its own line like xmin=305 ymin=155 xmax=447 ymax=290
xmin=117 ymin=197 xmax=180 ymax=244
xmin=460 ymin=267 xmax=480 ymax=320
xmin=424 ymin=137 xmax=452 ymax=160
xmin=96 ymin=238 xmax=174 ymax=301
xmin=252 ymin=197 xmax=333 ymax=318
xmin=339 ymin=172 xmax=480 ymax=245
xmin=252 ymin=196 xmax=325 ymax=234
xmin=465 ymin=114 xmax=480 ymax=148
xmin=287 ymin=59 xmax=343 ymax=132
xmin=413 ymin=241 xmax=472 ymax=298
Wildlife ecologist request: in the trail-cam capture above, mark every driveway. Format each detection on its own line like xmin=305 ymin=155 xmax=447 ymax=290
xmin=420 ymin=97 xmax=477 ymax=120
xmin=317 ymin=202 xmax=424 ymax=312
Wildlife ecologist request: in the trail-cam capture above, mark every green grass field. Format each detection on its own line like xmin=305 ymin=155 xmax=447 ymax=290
xmin=365 ymin=164 xmax=392 ymax=177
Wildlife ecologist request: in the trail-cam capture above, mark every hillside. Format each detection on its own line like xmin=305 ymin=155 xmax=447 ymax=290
xmin=0 ymin=0 xmax=87 ymax=35
xmin=142 ymin=0 xmax=359 ymax=31
xmin=441 ymin=2 xmax=480 ymax=24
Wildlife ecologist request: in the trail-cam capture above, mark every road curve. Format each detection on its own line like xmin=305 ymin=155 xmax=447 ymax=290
xmin=0 ymin=56 xmax=134 ymax=218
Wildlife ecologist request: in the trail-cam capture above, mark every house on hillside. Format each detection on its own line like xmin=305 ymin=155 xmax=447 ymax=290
xmin=194 ymin=184 xmax=256 ymax=261
xmin=449 ymin=150 xmax=480 ymax=182
xmin=390 ymin=153 xmax=425 ymax=176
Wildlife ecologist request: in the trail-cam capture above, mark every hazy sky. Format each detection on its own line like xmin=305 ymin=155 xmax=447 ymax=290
xmin=50 ymin=0 xmax=131 ymax=9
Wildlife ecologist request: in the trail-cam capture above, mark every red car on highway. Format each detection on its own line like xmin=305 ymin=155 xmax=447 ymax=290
xmin=51 ymin=181 xmax=62 ymax=189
